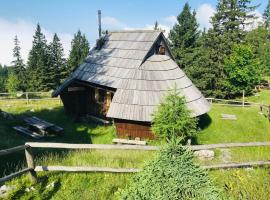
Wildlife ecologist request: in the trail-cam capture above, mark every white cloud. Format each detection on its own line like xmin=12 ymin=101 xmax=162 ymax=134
xmin=162 ymin=16 xmax=177 ymax=26
xmin=196 ymin=4 xmax=216 ymax=30
xmin=102 ymin=16 xmax=126 ymax=28
xmin=245 ymin=10 xmax=264 ymax=30
xmin=0 ymin=18 xmax=72 ymax=66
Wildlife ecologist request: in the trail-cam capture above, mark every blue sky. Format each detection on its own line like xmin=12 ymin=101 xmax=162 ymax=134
xmin=0 ymin=0 xmax=268 ymax=65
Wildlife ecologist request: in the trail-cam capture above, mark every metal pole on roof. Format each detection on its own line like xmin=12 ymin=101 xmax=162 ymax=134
xmin=98 ymin=10 xmax=102 ymax=39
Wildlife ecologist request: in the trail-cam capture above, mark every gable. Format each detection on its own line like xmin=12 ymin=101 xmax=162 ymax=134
xmin=53 ymin=30 xmax=164 ymax=97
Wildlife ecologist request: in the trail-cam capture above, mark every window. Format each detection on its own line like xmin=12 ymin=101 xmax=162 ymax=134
xmin=98 ymin=89 xmax=105 ymax=103
xmin=158 ymin=45 xmax=165 ymax=55
xmin=95 ymin=88 xmax=106 ymax=103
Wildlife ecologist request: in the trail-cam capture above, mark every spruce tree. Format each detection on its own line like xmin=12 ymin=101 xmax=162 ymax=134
xmin=12 ymin=35 xmax=26 ymax=91
xmin=27 ymin=24 xmax=50 ymax=91
xmin=188 ymin=0 xmax=258 ymax=97
xmin=169 ymin=2 xmax=199 ymax=70
xmin=264 ymin=0 xmax=270 ymax=29
xmin=48 ymin=33 xmax=66 ymax=89
xmin=154 ymin=21 xmax=160 ymax=30
xmin=67 ymin=30 xmax=89 ymax=75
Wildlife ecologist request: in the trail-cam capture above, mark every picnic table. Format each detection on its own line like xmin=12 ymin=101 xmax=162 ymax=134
xmin=13 ymin=116 xmax=63 ymax=139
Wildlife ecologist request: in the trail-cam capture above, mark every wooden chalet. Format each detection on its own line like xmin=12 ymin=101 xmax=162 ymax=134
xmin=53 ymin=30 xmax=210 ymax=139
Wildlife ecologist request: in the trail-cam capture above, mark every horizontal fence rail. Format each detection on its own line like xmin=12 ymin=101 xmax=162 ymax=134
xmin=2 ymin=141 xmax=270 ymax=184
xmin=26 ymin=141 xmax=270 ymax=151
xmin=35 ymin=166 xmax=140 ymax=173
xmin=0 ymin=145 xmax=28 ymax=156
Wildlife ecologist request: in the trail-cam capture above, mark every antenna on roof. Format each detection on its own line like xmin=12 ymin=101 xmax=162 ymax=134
xmin=98 ymin=10 xmax=102 ymax=39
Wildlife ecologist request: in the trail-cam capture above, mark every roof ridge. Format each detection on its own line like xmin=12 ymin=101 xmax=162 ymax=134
xmin=108 ymin=30 xmax=164 ymax=33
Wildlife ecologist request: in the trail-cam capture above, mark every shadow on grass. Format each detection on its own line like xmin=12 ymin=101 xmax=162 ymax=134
xmin=0 ymin=106 xmax=114 ymax=177
xmin=198 ymin=113 xmax=212 ymax=130
xmin=189 ymin=114 xmax=212 ymax=145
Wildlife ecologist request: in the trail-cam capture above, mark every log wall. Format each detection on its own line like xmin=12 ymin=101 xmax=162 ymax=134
xmin=114 ymin=119 xmax=155 ymax=139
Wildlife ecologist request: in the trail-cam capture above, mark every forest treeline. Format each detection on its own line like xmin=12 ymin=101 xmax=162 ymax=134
xmin=168 ymin=0 xmax=270 ymax=98
xmin=1 ymin=0 xmax=270 ymax=99
xmin=0 ymin=24 xmax=89 ymax=93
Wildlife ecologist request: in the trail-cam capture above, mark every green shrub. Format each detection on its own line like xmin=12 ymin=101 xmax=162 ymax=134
xmin=151 ymin=89 xmax=197 ymax=142
xmin=120 ymin=143 xmax=221 ymax=200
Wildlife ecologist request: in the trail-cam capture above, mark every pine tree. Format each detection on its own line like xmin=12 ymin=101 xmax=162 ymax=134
xmin=12 ymin=35 xmax=26 ymax=91
xmin=67 ymin=30 xmax=90 ymax=75
xmin=27 ymin=24 xmax=50 ymax=91
xmin=154 ymin=21 xmax=160 ymax=30
xmin=168 ymin=2 xmax=200 ymax=69
xmin=264 ymin=0 xmax=270 ymax=29
xmin=48 ymin=33 xmax=66 ymax=89
xmin=189 ymin=0 xmax=258 ymax=97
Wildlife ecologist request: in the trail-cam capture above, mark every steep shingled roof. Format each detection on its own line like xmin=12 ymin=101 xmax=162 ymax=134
xmin=53 ymin=30 xmax=210 ymax=122
xmin=106 ymin=55 xmax=210 ymax=122
xmin=53 ymin=30 xmax=163 ymax=96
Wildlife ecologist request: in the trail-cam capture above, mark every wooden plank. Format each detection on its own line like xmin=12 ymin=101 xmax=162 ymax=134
xmin=0 ymin=145 xmax=27 ymax=156
xmin=190 ymin=142 xmax=270 ymax=151
xmin=204 ymin=160 xmax=270 ymax=170
xmin=26 ymin=142 xmax=159 ymax=151
xmin=13 ymin=126 xmax=43 ymax=139
xmin=0 ymin=168 xmax=32 ymax=184
xmin=112 ymin=138 xmax=146 ymax=145
xmin=26 ymin=142 xmax=270 ymax=151
xmin=35 ymin=166 xmax=140 ymax=173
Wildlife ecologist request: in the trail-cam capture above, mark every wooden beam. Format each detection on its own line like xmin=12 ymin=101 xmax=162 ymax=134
xmin=25 ymin=142 xmax=159 ymax=151
xmin=34 ymin=160 xmax=270 ymax=173
xmin=26 ymin=142 xmax=270 ymax=151
xmin=35 ymin=166 xmax=140 ymax=173
xmin=0 ymin=168 xmax=32 ymax=184
xmin=112 ymin=139 xmax=147 ymax=146
xmin=0 ymin=145 xmax=27 ymax=156
xmin=190 ymin=142 xmax=270 ymax=150
xmin=68 ymin=87 xmax=85 ymax=92
xmin=204 ymin=160 xmax=270 ymax=170
xmin=25 ymin=146 xmax=37 ymax=183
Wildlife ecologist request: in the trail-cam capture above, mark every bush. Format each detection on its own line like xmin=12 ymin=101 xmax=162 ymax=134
xmin=151 ymin=89 xmax=197 ymax=142
xmin=224 ymin=44 xmax=261 ymax=97
xmin=120 ymin=142 xmax=221 ymax=200
xmin=5 ymin=72 xmax=21 ymax=93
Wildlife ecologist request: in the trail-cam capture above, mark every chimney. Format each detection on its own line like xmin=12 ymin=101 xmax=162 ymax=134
xmin=98 ymin=10 xmax=102 ymax=39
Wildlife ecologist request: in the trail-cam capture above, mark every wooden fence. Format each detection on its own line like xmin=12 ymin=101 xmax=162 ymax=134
xmin=0 ymin=92 xmax=61 ymax=104
xmin=1 ymin=142 xmax=270 ymax=184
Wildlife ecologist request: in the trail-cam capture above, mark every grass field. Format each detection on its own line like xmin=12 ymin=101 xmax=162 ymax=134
xmin=1 ymin=91 xmax=270 ymax=199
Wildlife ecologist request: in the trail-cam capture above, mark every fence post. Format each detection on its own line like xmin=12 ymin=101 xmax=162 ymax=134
xmin=242 ymin=90 xmax=245 ymax=107
xmin=268 ymin=106 xmax=270 ymax=121
xmin=25 ymin=146 xmax=37 ymax=183
xmin=26 ymin=92 xmax=29 ymax=104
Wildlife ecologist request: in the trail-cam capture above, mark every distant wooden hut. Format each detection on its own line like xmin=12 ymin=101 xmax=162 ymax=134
xmin=53 ymin=30 xmax=210 ymax=139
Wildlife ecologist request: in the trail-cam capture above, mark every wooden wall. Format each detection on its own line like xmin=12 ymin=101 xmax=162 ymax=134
xmin=60 ymin=81 xmax=115 ymax=119
xmin=114 ymin=119 xmax=155 ymax=139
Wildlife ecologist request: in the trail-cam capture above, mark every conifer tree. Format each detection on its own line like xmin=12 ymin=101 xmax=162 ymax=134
xmin=27 ymin=24 xmax=50 ymax=91
xmin=67 ymin=30 xmax=89 ymax=75
xmin=154 ymin=21 xmax=160 ymax=30
xmin=264 ymin=0 xmax=270 ymax=29
xmin=48 ymin=33 xmax=66 ymax=89
xmin=169 ymin=2 xmax=199 ymax=69
xmin=188 ymin=0 xmax=258 ymax=97
xmin=12 ymin=35 xmax=26 ymax=91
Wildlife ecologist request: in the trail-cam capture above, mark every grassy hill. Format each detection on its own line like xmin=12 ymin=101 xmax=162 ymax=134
xmin=1 ymin=91 xmax=270 ymax=199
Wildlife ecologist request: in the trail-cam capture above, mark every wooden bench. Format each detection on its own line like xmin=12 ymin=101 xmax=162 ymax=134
xmin=112 ymin=138 xmax=147 ymax=146
xmin=24 ymin=116 xmax=63 ymax=135
xmin=13 ymin=126 xmax=44 ymax=139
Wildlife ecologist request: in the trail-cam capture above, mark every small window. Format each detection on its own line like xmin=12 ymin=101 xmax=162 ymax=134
xmin=98 ymin=89 xmax=105 ymax=103
xmin=158 ymin=45 xmax=165 ymax=55
xmin=95 ymin=88 xmax=106 ymax=103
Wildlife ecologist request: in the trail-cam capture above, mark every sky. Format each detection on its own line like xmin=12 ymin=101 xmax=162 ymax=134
xmin=0 ymin=0 xmax=268 ymax=66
